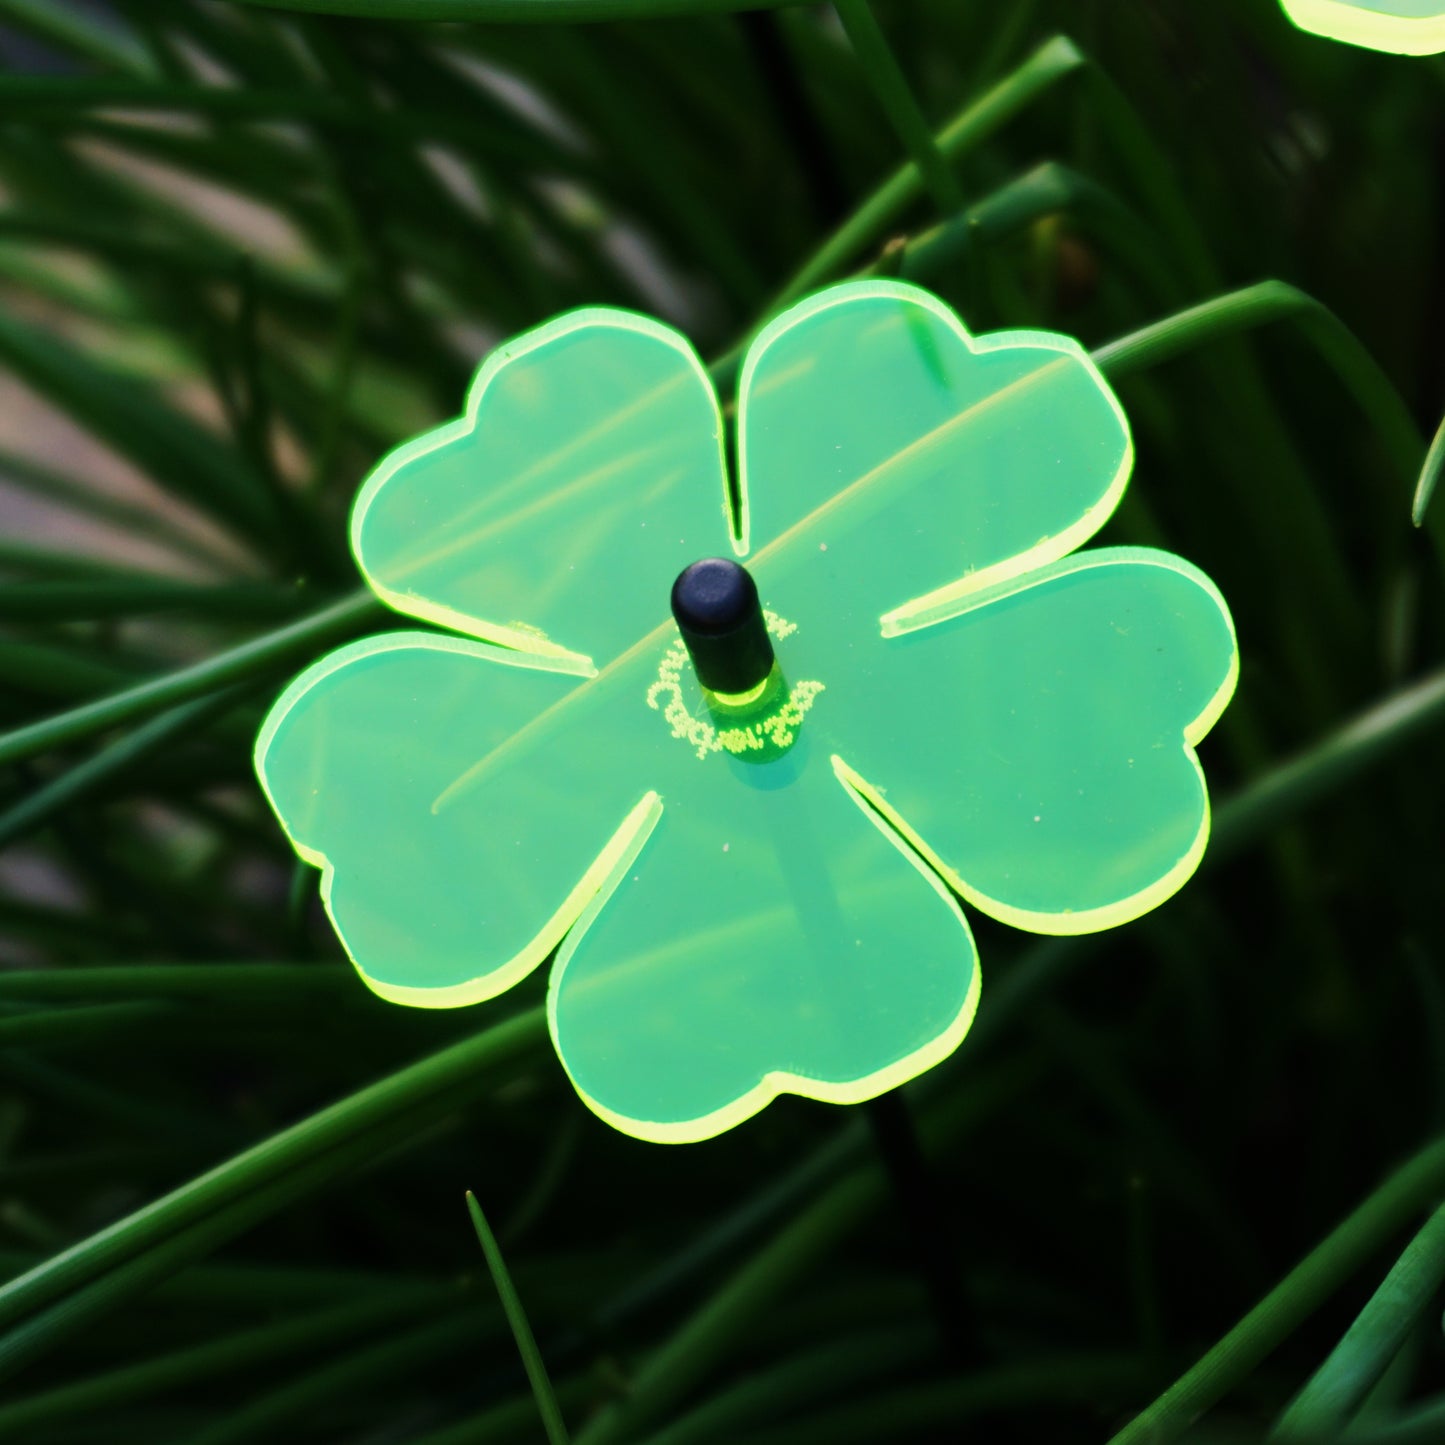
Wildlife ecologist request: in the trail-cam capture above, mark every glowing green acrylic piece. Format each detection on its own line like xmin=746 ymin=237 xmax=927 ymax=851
xmin=255 ymin=279 xmax=1238 ymax=1144
xmin=1280 ymin=0 xmax=1445 ymax=52
xmin=350 ymin=308 xmax=729 ymax=668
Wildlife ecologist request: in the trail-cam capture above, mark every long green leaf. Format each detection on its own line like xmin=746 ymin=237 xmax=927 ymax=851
xmin=0 ymin=1006 xmax=544 ymax=1333
xmin=466 ymin=1192 xmax=570 ymax=1445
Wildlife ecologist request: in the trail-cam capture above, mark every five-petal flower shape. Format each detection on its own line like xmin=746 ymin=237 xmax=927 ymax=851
xmin=1280 ymin=0 xmax=1445 ymax=52
xmin=256 ymin=280 xmax=1238 ymax=1144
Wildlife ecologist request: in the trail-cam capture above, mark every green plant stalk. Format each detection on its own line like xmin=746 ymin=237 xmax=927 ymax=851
xmin=832 ymin=0 xmax=961 ymax=216
xmin=0 ymin=639 xmax=133 ymax=701
xmin=178 ymin=1309 xmax=491 ymax=1445
xmin=0 ymin=0 xmax=151 ymax=74
xmin=736 ymin=1354 xmax=1148 ymax=1445
xmin=574 ymin=1069 xmax=1022 ymax=1445
xmin=0 ymin=1001 xmax=176 ymax=1050
xmin=759 ymin=34 xmax=1085 ymax=321
xmin=0 ymin=1109 xmax=461 ymax=1384
xmin=0 ymin=591 xmax=377 ymax=767
xmin=1106 ymin=1140 xmax=1445 ymax=1444
xmin=1094 ymin=280 xmax=1441 ymax=576
xmin=0 ymin=445 xmax=252 ymax=573
xmin=467 ymin=1192 xmax=571 ymax=1445
xmin=0 ymin=580 xmax=307 ymax=623
xmin=1209 ymin=669 xmax=1445 ymax=859
xmin=0 ymin=1287 xmax=452 ymax=1435
xmin=1344 ymin=1397 xmax=1445 ymax=1443
xmin=0 ymin=1252 xmax=446 ymax=1312
xmin=0 ymin=963 xmax=348 ymax=1003
xmin=1271 ymin=1201 xmax=1445 ymax=1439
xmin=0 ymin=1005 xmax=545 ymax=1334
xmin=0 ymin=687 xmax=244 ymax=852
xmin=406 ymin=1378 xmax=600 ymax=1445
xmin=1411 ymin=408 xmax=1445 ymax=525
xmin=0 ymin=309 xmax=285 ymax=553
xmin=575 ymin=1161 xmax=885 ymax=1445
xmin=636 ymin=1324 xmax=932 ymax=1445
xmin=0 ymin=76 xmax=573 ymax=164
xmin=1081 ymin=65 xmax=1367 ymax=674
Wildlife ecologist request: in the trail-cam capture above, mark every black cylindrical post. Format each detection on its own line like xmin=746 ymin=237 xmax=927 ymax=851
xmin=670 ymin=557 xmax=775 ymax=697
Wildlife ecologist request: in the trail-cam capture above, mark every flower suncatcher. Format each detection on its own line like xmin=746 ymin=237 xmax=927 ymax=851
xmin=1280 ymin=0 xmax=1445 ymax=52
xmin=255 ymin=280 xmax=1238 ymax=1144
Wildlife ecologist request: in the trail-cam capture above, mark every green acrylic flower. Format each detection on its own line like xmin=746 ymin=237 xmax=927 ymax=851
xmin=1280 ymin=0 xmax=1445 ymax=52
xmin=256 ymin=280 xmax=1237 ymax=1144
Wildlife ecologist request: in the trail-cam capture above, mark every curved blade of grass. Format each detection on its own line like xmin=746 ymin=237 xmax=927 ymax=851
xmin=466 ymin=1191 xmax=570 ymax=1445
xmin=1271 ymin=1201 xmax=1445 ymax=1440
xmin=729 ymin=1355 xmax=1148 ymax=1445
xmin=1093 ymin=280 xmax=1436 ymax=568
xmin=575 ymin=1163 xmax=886 ymax=1445
xmin=0 ymin=964 xmax=347 ymax=1003
xmin=0 ymin=1287 xmax=452 ymax=1435
xmin=0 ymin=75 xmax=578 ymax=166
xmin=0 ymin=0 xmax=151 ymax=74
xmin=1105 ymin=1140 xmax=1445 ymax=1444
xmin=177 ymin=1309 xmax=491 ymax=1445
xmin=0 ymin=1001 xmax=177 ymax=1050
xmin=0 ymin=581 xmax=307 ymax=623
xmin=0 ymin=686 xmax=245 ymax=852
xmin=767 ymin=35 xmax=1084 ymax=311
xmin=574 ymin=1067 xmax=1029 ymax=1445
xmin=0 ymin=1106 xmax=464 ymax=1384
xmin=0 ymin=311 xmax=285 ymax=553
xmin=0 ymin=1004 xmax=545 ymax=1334
xmin=636 ymin=1324 xmax=932 ymax=1445
xmin=0 ymin=590 xmax=377 ymax=767
xmin=1344 ymin=1397 xmax=1445 ymax=1443
xmin=1209 ymin=669 xmax=1445 ymax=859
xmin=399 ymin=1377 xmax=600 ymax=1445
xmin=0 ymin=639 xmax=134 ymax=702
xmin=832 ymin=0 xmax=961 ymax=215
xmin=0 ymin=444 xmax=253 ymax=573
xmin=1411 ymin=409 xmax=1445 ymax=527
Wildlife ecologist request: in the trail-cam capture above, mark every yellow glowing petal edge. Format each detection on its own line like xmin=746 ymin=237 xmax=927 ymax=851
xmin=734 ymin=279 xmax=1132 ymax=613
xmin=349 ymin=306 xmax=731 ymax=665
xmin=254 ymin=631 xmax=660 ymax=1009
xmin=854 ymin=547 xmax=1240 ymax=938
xmin=1281 ymin=0 xmax=1445 ymax=53
xmin=547 ymin=761 xmax=982 ymax=1145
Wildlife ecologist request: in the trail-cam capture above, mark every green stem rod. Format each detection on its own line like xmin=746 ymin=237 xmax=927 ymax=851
xmin=1106 ymin=1140 xmax=1445 ymax=1445
xmin=832 ymin=0 xmax=961 ymax=217
xmin=1271 ymin=1201 xmax=1445 ymax=1439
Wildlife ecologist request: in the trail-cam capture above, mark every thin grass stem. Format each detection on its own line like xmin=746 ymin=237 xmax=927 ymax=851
xmin=466 ymin=1191 xmax=571 ymax=1445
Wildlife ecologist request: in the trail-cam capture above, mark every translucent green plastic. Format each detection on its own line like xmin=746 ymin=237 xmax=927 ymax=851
xmin=1280 ymin=0 xmax=1445 ymax=51
xmin=256 ymin=280 xmax=1238 ymax=1144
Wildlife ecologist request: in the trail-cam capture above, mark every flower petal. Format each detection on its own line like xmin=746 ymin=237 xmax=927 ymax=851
xmin=738 ymin=280 xmax=1131 ymax=637
xmin=254 ymin=633 xmax=665 ymax=1007
xmin=352 ymin=310 xmax=730 ymax=668
xmin=1280 ymin=0 xmax=1445 ymax=53
xmin=807 ymin=548 xmax=1238 ymax=934
xmin=548 ymin=731 xmax=980 ymax=1144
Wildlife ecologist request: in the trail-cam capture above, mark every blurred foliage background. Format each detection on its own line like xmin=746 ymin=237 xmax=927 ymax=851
xmin=1 ymin=1 xmax=1445 ymax=1440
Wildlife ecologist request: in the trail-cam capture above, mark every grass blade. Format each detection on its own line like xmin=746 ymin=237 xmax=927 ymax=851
xmin=0 ymin=1006 xmax=545 ymax=1334
xmin=466 ymin=1191 xmax=570 ymax=1445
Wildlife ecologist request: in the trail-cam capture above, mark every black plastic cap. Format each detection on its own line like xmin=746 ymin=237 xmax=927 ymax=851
xmin=670 ymin=557 xmax=775 ymax=696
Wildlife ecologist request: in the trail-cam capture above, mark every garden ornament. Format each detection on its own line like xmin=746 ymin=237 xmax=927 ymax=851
xmin=1281 ymin=0 xmax=1445 ymax=52
xmin=255 ymin=279 xmax=1238 ymax=1144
